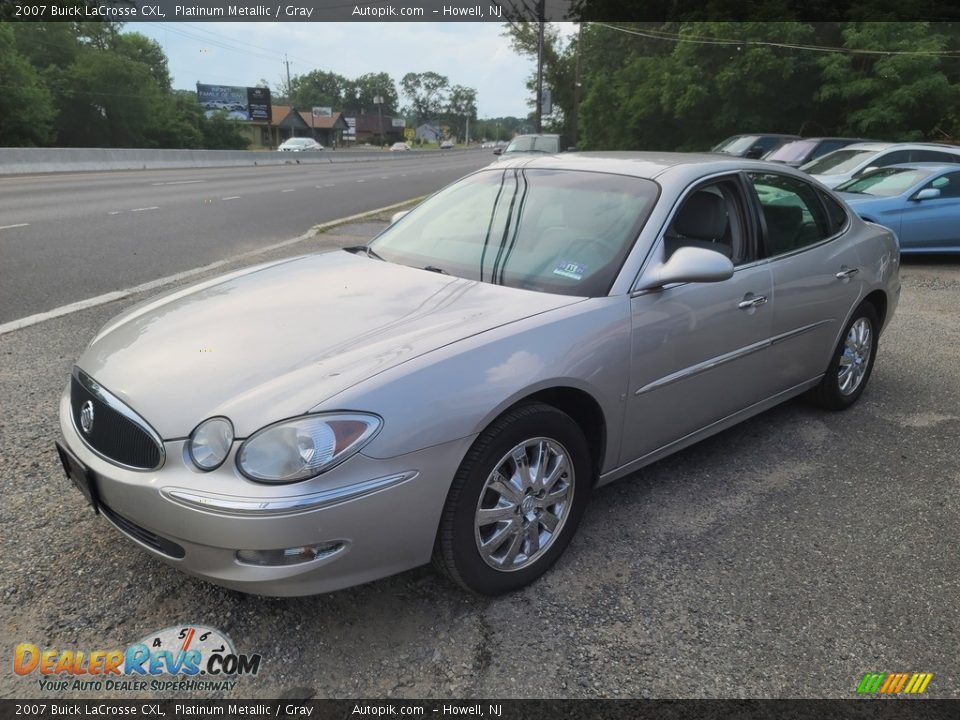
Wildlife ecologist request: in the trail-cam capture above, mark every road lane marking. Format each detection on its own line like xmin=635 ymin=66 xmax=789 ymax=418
xmin=151 ymin=180 xmax=206 ymax=186
xmin=282 ymin=188 xmax=295 ymax=193
xmin=356 ymin=179 xmax=365 ymax=183
xmin=130 ymin=206 xmax=160 ymax=212
xmin=0 ymin=195 xmax=428 ymax=336
xmin=380 ymin=176 xmax=389 ymax=179
xmin=222 ymin=196 xmax=241 ymax=201
xmin=0 ymin=223 xmax=30 ymax=230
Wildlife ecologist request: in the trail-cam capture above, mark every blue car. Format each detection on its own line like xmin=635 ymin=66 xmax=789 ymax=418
xmin=836 ymin=163 xmax=960 ymax=253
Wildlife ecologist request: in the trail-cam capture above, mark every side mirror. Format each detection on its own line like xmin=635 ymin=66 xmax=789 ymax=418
xmin=913 ymin=188 xmax=941 ymax=201
xmin=390 ymin=210 xmax=410 ymax=224
xmin=492 ymin=147 xmax=503 ymax=155
xmin=635 ymin=246 xmax=735 ymax=291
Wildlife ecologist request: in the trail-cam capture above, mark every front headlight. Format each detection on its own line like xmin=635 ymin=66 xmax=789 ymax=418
xmin=237 ymin=413 xmax=381 ymax=484
xmin=189 ymin=417 xmax=234 ymax=471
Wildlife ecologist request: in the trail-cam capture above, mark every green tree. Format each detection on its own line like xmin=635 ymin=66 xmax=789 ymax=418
xmin=400 ymin=72 xmax=449 ymax=125
xmin=288 ymin=69 xmax=347 ymax=111
xmin=445 ymin=85 xmax=478 ymax=140
xmin=345 ymin=72 xmax=399 ymax=114
xmin=200 ymin=112 xmax=250 ymax=150
xmin=817 ymin=22 xmax=960 ymax=140
xmin=0 ymin=24 xmax=56 ymax=146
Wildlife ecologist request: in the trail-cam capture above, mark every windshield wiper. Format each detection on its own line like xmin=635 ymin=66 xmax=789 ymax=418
xmin=344 ymin=245 xmax=385 ymax=261
xmin=422 ymin=265 xmax=449 ymax=275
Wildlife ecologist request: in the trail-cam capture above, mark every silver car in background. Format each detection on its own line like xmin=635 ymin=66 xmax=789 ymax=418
xmin=56 ymin=153 xmax=900 ymax=596
xmin=801 ymin=141 xmax=960 ymax=188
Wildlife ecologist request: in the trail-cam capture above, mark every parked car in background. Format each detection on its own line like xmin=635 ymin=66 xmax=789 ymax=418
xmin=440 ymin=139 xmax=456 ymax=150
xmin=836 ymin=163 xmax=960 ymax=253
xmin=493 ymin=133 xmax=561 ymax=158
xmin=278 ymin=138 xmax=323 ymax=152
xmin=764 ymin=138 xmax=871 ymax=167
xmin=56 ymin=152 xmax=899 ymax=597
xmin=390 ymin=142 xmax=411 ymax=152
xmin=711 ymin=133 xmax=800 ymax=159
xmin=801 ymin=142 xmax=960 ymax=188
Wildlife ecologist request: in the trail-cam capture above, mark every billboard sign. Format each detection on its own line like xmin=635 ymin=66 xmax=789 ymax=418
xmin=344 ymin=117 xmax=357 ymax=139
xmin=391 ymin=118 xmax=406 ymax=128
xmin=312 ymin=107 xmax=332 ymax=118
xmin=197 ymin=84 xmax=272 ymax=122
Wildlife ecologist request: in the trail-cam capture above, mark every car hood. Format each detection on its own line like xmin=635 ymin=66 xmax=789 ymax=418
xmin=808 ymin=174 xmax=848 ymax=189
xmin=76 ymin=251 xmax=583 ymax=438
xmin=835 ymin=192 xmax=894 ymax=208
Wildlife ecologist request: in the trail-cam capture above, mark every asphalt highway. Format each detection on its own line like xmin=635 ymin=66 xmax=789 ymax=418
xmin=0 ymin=150 xmax=492 ymax=323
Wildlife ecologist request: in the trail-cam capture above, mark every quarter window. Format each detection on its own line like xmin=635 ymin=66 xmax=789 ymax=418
xmin=748 ymin=173 xmax=830 ymax=257
xmin=819 ymin=191 xmax=849 ymax=234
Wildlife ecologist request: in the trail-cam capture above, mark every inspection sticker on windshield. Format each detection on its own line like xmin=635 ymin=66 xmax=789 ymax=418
xmin=553 ymin=260 xmax=587 ymax=280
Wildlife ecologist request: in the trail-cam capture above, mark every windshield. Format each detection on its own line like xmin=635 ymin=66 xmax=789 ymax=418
xmin=368 ymin=169 xmax=658 ymax=297
xmin=284 ymin=139 xmax=311 ymax=146
xmin=765 ymin=140 xmax=817 ymax=163
xmin=504 ymin=136 xmax=560 ymax=154
xmin=713 ymin=136 xmax=758 ymax=154
xmin=836 ymin=168 xmax=933 ymax=197
xmin=802 ymin=149 xmax=878 ymax=175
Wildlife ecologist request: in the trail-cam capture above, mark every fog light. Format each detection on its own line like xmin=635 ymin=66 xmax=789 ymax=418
xmin=236 ymin=542 xmax=343 ymax=566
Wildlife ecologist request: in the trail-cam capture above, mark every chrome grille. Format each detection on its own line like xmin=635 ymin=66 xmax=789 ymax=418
xmin=70 ymin=368 xmax=164 ymax=471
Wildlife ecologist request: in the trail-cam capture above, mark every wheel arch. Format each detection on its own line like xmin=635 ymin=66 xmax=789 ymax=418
xmin=494 ymin=385 xmax=609 ymax=485
xmin=862 ymin=289 xmax=888 ymax=330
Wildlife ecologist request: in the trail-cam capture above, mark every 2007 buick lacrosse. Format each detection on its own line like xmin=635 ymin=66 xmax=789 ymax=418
xmin=56 ymin=153 xmax=900 ymax=596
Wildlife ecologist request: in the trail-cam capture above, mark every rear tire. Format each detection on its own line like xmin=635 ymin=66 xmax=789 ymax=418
xmin=433 ymin=403 xmax=592 ymax=595
xmin=807 ymin=303 xmax=879 ymax=411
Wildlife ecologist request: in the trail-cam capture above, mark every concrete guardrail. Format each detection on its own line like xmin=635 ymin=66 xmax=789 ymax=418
xmin=0 ymin=147 xmax=482 ymax=176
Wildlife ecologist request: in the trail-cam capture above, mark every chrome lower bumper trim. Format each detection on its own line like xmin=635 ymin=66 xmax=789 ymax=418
xmin=160 ymin=471 xmax=418 ymax=517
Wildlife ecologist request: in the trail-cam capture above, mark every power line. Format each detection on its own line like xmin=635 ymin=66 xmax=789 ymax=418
xmin=592 ymin=22 xmax=960 ymax=57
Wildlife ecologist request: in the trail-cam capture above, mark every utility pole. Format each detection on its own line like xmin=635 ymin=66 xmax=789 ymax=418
xmin=374 ymin=94 xmax=383 ymax=146
xmin=535 ymin=0 xmax=545 ymax=133
xmin=284 ymin=54 xmax=292 ymax=100
xmin=571 ymin=22 xmax=583 ymax=149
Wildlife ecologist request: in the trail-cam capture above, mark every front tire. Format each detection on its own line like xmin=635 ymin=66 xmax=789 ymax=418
xmin=433 ymin=403 xmax=592 ymax=595
xmin=807 ymin=303 xmax=880 ymax=411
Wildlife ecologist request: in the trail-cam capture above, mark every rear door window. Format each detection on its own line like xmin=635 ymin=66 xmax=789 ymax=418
xmin=748 ymin=173 xmax=831 ymax=257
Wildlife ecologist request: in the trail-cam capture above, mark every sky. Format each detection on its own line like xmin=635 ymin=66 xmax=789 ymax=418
xmin=135 ymin=22 xmax=575 ymax=119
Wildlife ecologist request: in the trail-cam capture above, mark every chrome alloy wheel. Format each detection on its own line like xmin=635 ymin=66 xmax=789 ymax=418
xmin=474 ymin=437 xmax=574 ymax=571
xmin=838 ymin=317 xmax=872 ymax=396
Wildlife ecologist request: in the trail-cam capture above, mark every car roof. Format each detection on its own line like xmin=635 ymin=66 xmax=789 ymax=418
xmin=876 ymin=162 xmax=960 ymax=172
xmin=783 ymin=137 xmax=869 ymax=143
xmin=840 ymin=141 xmax=960 ymax=153
xmin=491 ymin=151 xmax=810 ymax=181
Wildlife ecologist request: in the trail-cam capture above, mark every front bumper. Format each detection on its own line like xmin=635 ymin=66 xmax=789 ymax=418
xmin=58 ymin=387 xmax=474 ymax=596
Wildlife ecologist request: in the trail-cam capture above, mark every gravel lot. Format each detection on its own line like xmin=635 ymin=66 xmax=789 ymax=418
xmin=1 ymin=220 xmax=957 ymax=700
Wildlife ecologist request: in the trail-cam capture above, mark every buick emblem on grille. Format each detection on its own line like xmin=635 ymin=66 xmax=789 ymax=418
xmin=80 ymin=400 xmax=95 ymax=434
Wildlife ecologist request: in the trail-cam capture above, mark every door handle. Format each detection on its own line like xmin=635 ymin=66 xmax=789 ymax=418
xmin=738 ymin=295 xmax=768 ymax=310
xmin=836 ymin=267 xmax=860 ymax=280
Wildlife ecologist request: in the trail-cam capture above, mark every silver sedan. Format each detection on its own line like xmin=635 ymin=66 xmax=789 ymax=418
xmin=56 ymin=153 xmax=900 ymax=596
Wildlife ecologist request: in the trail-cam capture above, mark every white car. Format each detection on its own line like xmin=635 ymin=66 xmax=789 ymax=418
xmin=801 ymin=142 xmax=960 ymax=188
xmin=278 ymin=138 xmax=323 ymax=152
xmin=390 ymin=142 xmax=410 ymax=152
